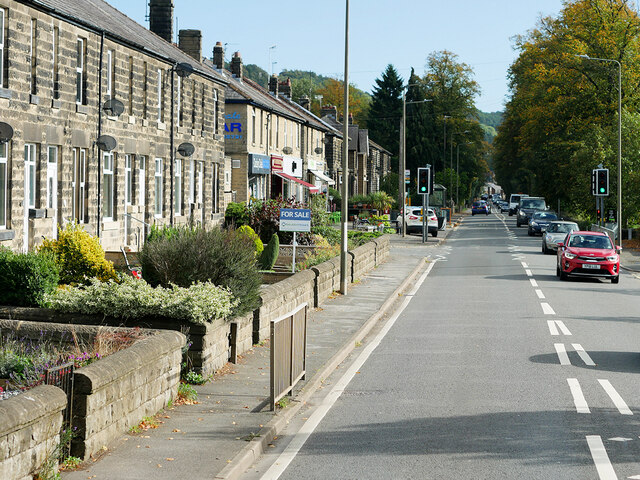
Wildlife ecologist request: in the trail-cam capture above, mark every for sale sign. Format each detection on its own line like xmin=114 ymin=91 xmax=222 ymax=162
xmin=279 ymin=208 xmax=311 ymax=232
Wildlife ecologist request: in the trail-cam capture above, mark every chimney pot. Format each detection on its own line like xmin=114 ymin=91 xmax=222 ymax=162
xmin=268 ymin=74 xmax=279 ymax=96
xmin=178 ymin=30 xmax=202 ymax=62
xmin=213 ymin=41 xmax=224 ymax=70
xmin=149 ymin=0 xmax=174 ymax=43
xmin=231 ymin=51 xmax=243 ymax=78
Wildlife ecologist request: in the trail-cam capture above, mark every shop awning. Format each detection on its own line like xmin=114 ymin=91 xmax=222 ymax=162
xmin=310 ymin=170 xmax=335 ymax=186
xmin=273 ymin=172 xmax=320 ymax=194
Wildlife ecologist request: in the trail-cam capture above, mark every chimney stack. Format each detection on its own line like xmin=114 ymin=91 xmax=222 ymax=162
xmin=321 ymin=105 xmax=338 ymax=120
xmin=149 ymin=0 xmax=173 ymax=43
xmin=213 ymin=41 xmax=224 ymax=70
xmin=178 ymin=30 xmax=202 ymax=62
xmin=230 ymin=51 xmax=243 ymax=78
xmin=348 ymin=113 xmax=354 ymax=125
xmin=279 ymin=78 xmax=292 ymax=98
xmin=268 ymin=74 xmax=279 ymax=96
xmin=298 ymin=96 xmax=310 ymax=110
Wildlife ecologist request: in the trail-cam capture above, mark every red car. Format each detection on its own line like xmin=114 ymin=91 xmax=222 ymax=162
xmin=556 ymin=231 xmax=620 ymax=284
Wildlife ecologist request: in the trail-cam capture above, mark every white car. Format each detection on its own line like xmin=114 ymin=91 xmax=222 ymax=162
xmin=399 ymin=207 xmax=438 ymax=237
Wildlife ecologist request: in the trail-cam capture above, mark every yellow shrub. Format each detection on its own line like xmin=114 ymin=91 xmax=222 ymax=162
xmin=39 ymin=223 xmax=117 ymax=285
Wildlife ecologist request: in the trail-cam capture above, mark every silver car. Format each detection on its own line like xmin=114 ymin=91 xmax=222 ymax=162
xmin=541 ymin=221 xmax=579 ymax=254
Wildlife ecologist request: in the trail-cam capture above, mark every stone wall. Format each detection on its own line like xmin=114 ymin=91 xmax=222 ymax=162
xmin=72 ymin=331 xmax=185 ymax=459
xmin=351 ymin=241 xmax=377 ymax=282
xmin=0 ymin=385 xmax=67 ymax=480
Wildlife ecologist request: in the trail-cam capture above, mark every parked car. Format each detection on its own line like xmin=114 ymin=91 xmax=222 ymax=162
xmin=517 ymin=197 xmax=547 ymax=227
xmin=528 ymin=211 xmax=557 ymax=236
xmin=398 ymin=207 xmax=439 ymax=236
xmin=542 ymin=221 xmax=579 ymax=254
xmin=556 ymin=231 xmax=620 ymax=283
xmin=508 ymin=193 xmax=528 ymax=216
xmin=471 ymin=201 xmax=489 ymax=216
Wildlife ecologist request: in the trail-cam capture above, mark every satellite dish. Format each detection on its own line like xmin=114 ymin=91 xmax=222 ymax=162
xmin=177 ymin=142 xmax=195 ymax=157
xmin=175 ymin=62 xmax=194 ymax=78
xmin=314 ymin=147 xmax=323 ymax=154
xmin=96 ymin=135 xmax=117 ymax=152
xmin=282 ymin=146 xmax=293 ymax=155
xmin=103 ymin=98 xmax=125 ymax=117
xmin=0 ymin=123 xmax=13 ymax=144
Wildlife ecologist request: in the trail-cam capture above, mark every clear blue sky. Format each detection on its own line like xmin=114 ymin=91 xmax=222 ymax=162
xmin=105 ymin=0 xmax=565 ymax=113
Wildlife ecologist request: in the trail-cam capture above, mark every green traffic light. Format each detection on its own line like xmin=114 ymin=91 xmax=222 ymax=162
xmin=599 ymin=187 xmax=605 ymax=193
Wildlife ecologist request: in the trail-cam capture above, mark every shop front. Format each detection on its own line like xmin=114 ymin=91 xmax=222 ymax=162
xmin=271 ymin=155 xmax=319 ymax=200
xmin=248 ymin=153 xmax=270 ymax=201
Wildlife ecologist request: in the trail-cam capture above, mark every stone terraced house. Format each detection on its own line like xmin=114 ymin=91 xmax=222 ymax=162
xmin=0 ymin=0 xmax=228 ymax=253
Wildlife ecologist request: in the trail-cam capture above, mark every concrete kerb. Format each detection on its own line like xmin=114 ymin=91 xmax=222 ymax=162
xmin=214 ymin=255 xmax=430 ymax=480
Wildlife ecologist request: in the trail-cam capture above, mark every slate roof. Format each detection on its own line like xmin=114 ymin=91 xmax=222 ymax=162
xmin=24 ymin=0 xmax=225 ymax=85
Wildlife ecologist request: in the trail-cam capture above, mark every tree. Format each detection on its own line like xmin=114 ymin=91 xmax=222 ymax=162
xmin=316 ymin=78 xmax=371 ymax=127
xmin=366 ymin=65 xmax=404 ymax=171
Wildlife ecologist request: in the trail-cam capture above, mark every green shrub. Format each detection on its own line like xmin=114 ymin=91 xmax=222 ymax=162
xmin=0 ymin=248 xmax=60 ymax=307
xmin=259 ymin=233 xmax=280 ymax=270
xmin=348 ymin=230 xmax=383 ymax=248
xmin=39 ymin=222 xmax=117 ymax=285
xmin=139 ymin=227 xmax=261 ymax=316
xmin=224 ymin=202 xmax=249 ymax=228
xmin=237 ymin=225 xmax=264 ymax=256
xmin=311 ymin=226 xmax=340 ymax=245
xmin=42 ymin=275 xmax=237 ymax=324
xmin=296 ymin=235 xmax=340 ymax=271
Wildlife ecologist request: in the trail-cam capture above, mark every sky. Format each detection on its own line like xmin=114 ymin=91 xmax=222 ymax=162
xmin=104 ymin=0 xmax=566 ymax=113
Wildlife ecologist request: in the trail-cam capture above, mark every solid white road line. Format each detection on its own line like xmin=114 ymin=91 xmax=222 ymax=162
xmin=530 ymin=279 xmax=538 ymax=287
xmin=567 ymin=378 xmax=590 ymax=413
xmin=586 ymin=435 xmax=618 ymax=480
xmin=258 ymin=260 xmax=438 ymax=480
xmin=572 ymin=344 xmax=596 ymax=366
xmin=541 ymin=302 xmax=556 ymax=315
xmin=598 ymin=379 xmax=633 ymax=415
xmin=536 ymin=289 xmax=545 ymax=299
xmin=555 ymin=343 xmax=570 ymax=365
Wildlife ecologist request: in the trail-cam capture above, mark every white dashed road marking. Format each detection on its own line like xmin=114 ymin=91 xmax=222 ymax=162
xmin=535 ymin=289 xmax=545 ymax=299
xmin=572 ymin=344 xmax=596 ymax=366
xmin=525 ymin=269 xmax=533 ymax=276
xmin=530 ymin=279 xmax=538 ymax=287
xmin=541 ymin=302 xmax=555 ymax=315
xmin=548 ymin=320 xmax=571 ymax=336
xmin=555 ymin=343 xmax=570 ymax=365
xmin=586 ymin=435 xmax=618 ymax=480
xmin=598 ymin=380 xmax=633 ymax=415
xmin=567 ymin=378 xmax=590 ymax=413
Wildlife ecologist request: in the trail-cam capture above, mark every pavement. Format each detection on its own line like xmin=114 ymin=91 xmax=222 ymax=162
xmin=61 ymin=212 xmax=639 ymax=480
xmin=62 ymin=217 xmax=462 ymax=480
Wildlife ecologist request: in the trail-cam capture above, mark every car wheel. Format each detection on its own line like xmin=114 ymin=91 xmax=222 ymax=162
xmin=528 ymin=229 xmax=533 ymax=236
xmin=472 ymin=213 xmax=475 ymax=216
xmin=542 ymin=243 xmax=547 ymax=254
xmin=556 ymin=263 xmax=561 ymax=277
xmin=431 ymin=231 xmax=438 ymax=237
xmin=612 ymin=276 xmax=620 ymax=284
xmin=560 ymin=268 xmax=568 ymax=281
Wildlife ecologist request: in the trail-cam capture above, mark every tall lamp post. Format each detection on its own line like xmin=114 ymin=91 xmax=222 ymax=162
xmin=577 ymin=54 xmax=622 ymax=247
xmin=340 ymin=0 xmax=350 ymax=294
xmin=456 ymin=141 xmax=473 ymax=210
xmin=400 ymin=86 xmax=432 ymax=237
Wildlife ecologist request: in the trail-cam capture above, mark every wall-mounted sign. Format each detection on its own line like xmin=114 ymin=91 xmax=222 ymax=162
xmin=224 ymin=111 xmax=243 ymax=140
xmin=283 ymin=155 xmax=302 ymax=178
xmin=249 ymin=154 xmax=270 ymax=175
xmin=271 ymin=155 xmax=283 ymax=172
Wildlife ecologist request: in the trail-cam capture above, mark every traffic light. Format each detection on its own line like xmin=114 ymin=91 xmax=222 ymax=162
xmin=596 ymin=169 xmax=609 ymax=196
xmin=417 ymin=167 xmax=432 ymax=195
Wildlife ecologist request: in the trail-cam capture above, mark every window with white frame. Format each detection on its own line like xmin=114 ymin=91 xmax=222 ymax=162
xmin=46 ymin=146 xmax=58 ymax=210
xmin=106 ymin=49 xmax=114 ymax=98
xmin=200 ymin=84 xmax=205 ymax=133
xmin=177 ymin=75 xmax=182 ymax=127
xmin=125 ymin=154 xmax=133 ymax=208
xmin=174 ymin=159 xmax=182 ymax=216
xmin=0 ymin=9 xmax=5 ymax=88
xmin=52 ymin=26 xmax=59 ymax=99
xmin=0 ymin=142 xmax=7 ymax=228
xmin=138 ymin=155 xmax=146 ymax=207
xmin=72 ymin=148 xmax=87 ymax=223
xmin=103 ymin=152 xmax=114 ymax=220
xmin=252 ymin=109 xmax=256 ymax=144
xmin=76 ymin=38 xmax=86 ymax=104
xmin=24 ymin=144 xmax=36 ymax=209
xmin=212 ymin=163 xmax=219 ymax=214
xmin=157 ymin=68 xmax=163 ymax=123
xmin=276 ymin=117 xmax=279 ymax=148
xmin=154 ymin=158 xmax=163 ymax=217
xmin=284 ymin=119 xmax=287 ymax=147
xmin=197 ymin=161 xmax=203 ymax=205
xmin=128 ymin=56 xmax=134 ymax=116
xmin=213 ymin=88 xmax=218 ymax=134
xmin=143 ymin=62 xmax=148 ymax=119
xmin=260 ymin=111 xmax=264 ymax=146
xmin=188 ymin=158 xmax=195 ymax=204
xmin=30 ymin=19 xmax=37 ymax=95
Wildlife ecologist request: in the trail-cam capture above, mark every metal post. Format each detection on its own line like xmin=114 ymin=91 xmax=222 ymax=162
xmin=340 ymin=0 xmax=350 ymax=295
xmin=456 ymin=143 xmax=460 ymax=210
xmin=170 ymin=67 xmax=175 ymax=226
xmin=292 ymin=231 xmax=296 ymax=273
xmin=617 ymin=60 xmax=622 ymax=247
xmin=401 ymin=92 xmax=406 ymax=237
xmin=422 ymin=193 xmax=426 ymax=243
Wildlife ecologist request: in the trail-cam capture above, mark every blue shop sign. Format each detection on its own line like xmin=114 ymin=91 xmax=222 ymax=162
xmin=249 ymin=154 xmax=271 ymax=175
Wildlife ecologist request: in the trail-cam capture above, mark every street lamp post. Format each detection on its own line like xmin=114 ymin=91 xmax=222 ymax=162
xmin=400 ymin=87 xmax=432 ymax=237
xmin=577 ymin=54 xmax=622 ymax=247
xmin=456 ymin=141 xmax=473 ymax=210
xmin=340 ymin=0 xmax=349 ymax=295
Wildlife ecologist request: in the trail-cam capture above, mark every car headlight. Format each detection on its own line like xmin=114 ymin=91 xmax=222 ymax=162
xmin=564 ymin=252 xmax=576 ymax=259
xmin=606 ymin=255 xmax=618 ymax=261
xmin=531 ymin=222 xmax=538 ymax=227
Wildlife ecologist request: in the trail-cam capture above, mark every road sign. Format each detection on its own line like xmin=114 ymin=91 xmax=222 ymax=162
xmin=279 ymin=208 xmax=311 ymax=232
xmin=405 ymin=169 xmax=410 ymax=184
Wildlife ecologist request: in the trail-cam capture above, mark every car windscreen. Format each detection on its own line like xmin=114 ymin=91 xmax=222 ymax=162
xmin=550 ymin=223 xmax=577 ymax=233
xmin=473 ymin=202 xmax=481 ymax=207
xmin=533 ymin=212 xmax=557 ymax=220
xmin=521 ymin=199 xmax=545 ymax=209
xmin=568 ymin=235 xmax=613 ymax=249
